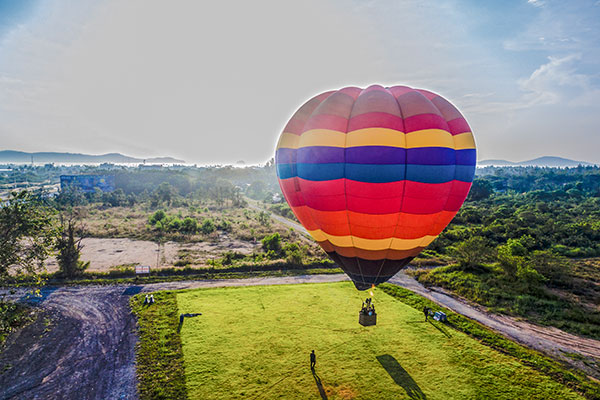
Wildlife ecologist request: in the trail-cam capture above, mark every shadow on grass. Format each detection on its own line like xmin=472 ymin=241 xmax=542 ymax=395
xmin=428 ymin=320 xmax=452 ymax=338
xmin=312 ymin=370 xmax=328 ymax=400
xmin=376 ymin=355 xmax=427 ymax=400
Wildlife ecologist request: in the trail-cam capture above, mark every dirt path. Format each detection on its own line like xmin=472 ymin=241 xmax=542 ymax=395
xmin=245 ymin=198 xmax=310 ymax=238
xmin=0 ymin=286 xmax=138 ymax=400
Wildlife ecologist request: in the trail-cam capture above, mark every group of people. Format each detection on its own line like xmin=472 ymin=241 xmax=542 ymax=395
xmin=360 ymin=298 xmax=376 ymax=316
xmin=143 ymin=294 xmax=155 ymax=305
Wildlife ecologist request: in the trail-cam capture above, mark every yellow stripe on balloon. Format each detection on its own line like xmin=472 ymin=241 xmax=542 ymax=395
xmin=346 ymin=128 xmax=406 ymax=148
xmin=277 ymin=132 xmax=300 ymax=149
xmin=277 ymin=129 xmax=475 ymax=150
xmin=405 ymin=129 xmax=454 ymax=148
xmin=453 ymin=132 xmax=475 ymax=150
xmin=299 ymin=129 xmax=347 ymax=147
xmin=307 ymin=229 xmax=437 ymax=251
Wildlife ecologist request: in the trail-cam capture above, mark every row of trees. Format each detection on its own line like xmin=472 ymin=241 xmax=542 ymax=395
xmin=55 ymin=180 xmax=247 ymax=210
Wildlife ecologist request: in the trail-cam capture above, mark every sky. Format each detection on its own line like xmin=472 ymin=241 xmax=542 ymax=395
xmin=0 ymin=0 xmax=599 ymax=165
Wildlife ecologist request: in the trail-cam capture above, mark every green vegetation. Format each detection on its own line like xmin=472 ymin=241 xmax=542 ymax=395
xmin=410 ymin=167 xmax=600 ymax=339
xmin=3 ymin=264 xmax=342 ymax=287
xmin=411 ymin=261 xmax=600 ymax=339
xmin=55 ymin=213 xmax=89 ymax=278
xmin=378 ymin=284 xmax=600 ymax=400
xmin=0 ymin=301 xmax=34 ymax=347
xmin=131 ymin=291 xmax=187 ymax=400
xmin=174 ymin=282 xmax=587 ymax=400
xmin=0 ymin=191 xmax=58 ymax=282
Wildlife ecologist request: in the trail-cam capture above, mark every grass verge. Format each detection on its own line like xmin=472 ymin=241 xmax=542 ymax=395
xmin=378 ymin=283 xmax=600 ymax=400
xmin=3 ymin=265 xmax=344 ymax=287
xmin=410 ymin=264 xmax=600 ymax=339
xmin=130 ymin=291 xmax=187 ymax=400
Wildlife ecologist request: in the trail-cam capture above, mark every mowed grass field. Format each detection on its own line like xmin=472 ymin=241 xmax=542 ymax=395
xmin=176 ymin=282 xmax=584 ymax=400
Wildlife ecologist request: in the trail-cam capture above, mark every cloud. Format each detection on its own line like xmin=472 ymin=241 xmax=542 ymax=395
xmin=518 ymin=54 xmax=600 ymax=107
xmin=527 ymin=0 xmax=545 ymax=7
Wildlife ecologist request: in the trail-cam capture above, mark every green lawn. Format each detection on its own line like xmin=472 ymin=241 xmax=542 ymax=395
xmin=176 ymin=282 xmax=584 ymax=400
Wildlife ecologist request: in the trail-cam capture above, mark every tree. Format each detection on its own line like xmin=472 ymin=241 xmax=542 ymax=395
xmin=247 ymin=181 xmax=267 ymax=200
xmin=153 ymin=182 xmax=175 ymax=206
xmin=0 ymin=191 xmax=58 ymax=282
xmin=451 ymin=237 xmax=494 ymax=269
xmin=467 ymin=178 xmax=493 ymax=201
xmin=256 ymin=211 xmax=271 ymax=227
xmin=55 ymin=213 xmax=89 ymax=278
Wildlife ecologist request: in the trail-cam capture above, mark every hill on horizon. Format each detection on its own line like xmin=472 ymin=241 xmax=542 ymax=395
xmin=478 ymin=156 xmax=595 ymax=167
xmin=0 ymin=150 xmax=185 ymax=164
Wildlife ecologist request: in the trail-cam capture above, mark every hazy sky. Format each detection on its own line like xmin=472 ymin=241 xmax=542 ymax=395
xmin=1 ymin=0 xmax=599 ymax=164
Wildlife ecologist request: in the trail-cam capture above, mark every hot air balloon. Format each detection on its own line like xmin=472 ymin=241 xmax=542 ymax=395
xmin=275 ymin=85 xmax=476 ymax=290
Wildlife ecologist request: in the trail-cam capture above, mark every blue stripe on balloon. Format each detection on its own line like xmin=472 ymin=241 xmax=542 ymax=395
xmin=277 ymin=162 xmax=476 ymax=183
xmin=275 ymin=148 xmax=296 ymax=164
xmin=278 ymin=147 xmax=476 ymax=166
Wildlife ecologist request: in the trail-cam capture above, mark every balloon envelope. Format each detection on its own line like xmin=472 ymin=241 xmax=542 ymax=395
xmin=275 ymin=85 xmax=476 ymax=290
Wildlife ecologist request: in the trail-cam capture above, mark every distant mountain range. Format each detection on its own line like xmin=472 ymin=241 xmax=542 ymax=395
xmin=478 ymin=156 xmax=595 ymax=167
xmin=0 ymin=150 xmax=185 ymax=164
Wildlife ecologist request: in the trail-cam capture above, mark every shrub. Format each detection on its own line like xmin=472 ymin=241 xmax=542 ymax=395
xmin=181 ymin=217 xmax=198 ymax=234
xmin=261 ymin=233 xmax=281 ymax=254
xmin=149 ymin=210 xmax=167 ymax=225
xmin=200 ymin=218 xmax=216 ymax=235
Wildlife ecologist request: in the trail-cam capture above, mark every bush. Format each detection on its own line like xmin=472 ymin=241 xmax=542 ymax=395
xmin=200 ymin=219 xmax=216 ymax=235
xmin=149 ymin=210 xmax=167 ymax=225
xmin=181 ymin=217 xmax=198 ymax=234
xmin=168 ymin=218 xmax=182 ymax=232
xmin=261 ymin=233 xmax=282 ymax=254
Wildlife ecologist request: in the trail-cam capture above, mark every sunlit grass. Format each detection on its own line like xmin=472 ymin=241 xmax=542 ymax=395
xmin=177 ymin=282 xmax=584 ymax=400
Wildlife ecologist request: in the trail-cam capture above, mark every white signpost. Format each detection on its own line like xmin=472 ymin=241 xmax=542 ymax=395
xmin=135 ymin=265 xmax=151 ymax=275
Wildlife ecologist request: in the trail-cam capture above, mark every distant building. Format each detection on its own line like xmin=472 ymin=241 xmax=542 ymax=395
xmin=60 ymin=175 xmax=115 ymax=193
xmin=272 ymin=193 xmax=283 ymax=203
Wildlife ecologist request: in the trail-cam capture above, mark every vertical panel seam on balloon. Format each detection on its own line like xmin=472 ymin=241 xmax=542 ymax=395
xmin=416 ymin=93 xmax=458 ymax=250
xmin=342 ymin=89 xmax=367 ymax=288
xmin=373 ymin=86 xmax=409 ymax=285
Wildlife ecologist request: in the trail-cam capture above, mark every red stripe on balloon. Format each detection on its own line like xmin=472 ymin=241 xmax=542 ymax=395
xmin=446 ymin=117 xmax=471 ymax=135
xmin=347 ymin=112 xmax=405 ymax=132
xmin=403 ymin=113 xmax=448 ymax=132
xmin=280 ymin=178 xmax=469 ymax=215
xmin=302 ymin=114 xmax=348 ymax=133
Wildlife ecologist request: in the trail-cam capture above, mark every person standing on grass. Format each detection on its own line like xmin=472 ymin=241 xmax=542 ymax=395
xmin=310 ymin=350 xmax=316 ymax=370
xmin=423 ymin=306 xmax=430 ymax=321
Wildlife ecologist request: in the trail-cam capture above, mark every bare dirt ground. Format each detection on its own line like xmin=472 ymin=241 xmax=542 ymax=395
xmin=43 ymin=234 xmax=259 ymax=273
xmin=0 ymin=286 xmax=138 ymax=400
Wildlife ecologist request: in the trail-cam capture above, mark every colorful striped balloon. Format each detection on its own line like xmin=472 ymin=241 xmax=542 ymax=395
xmin=275 ymin=85 xmax=476 ymax=290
